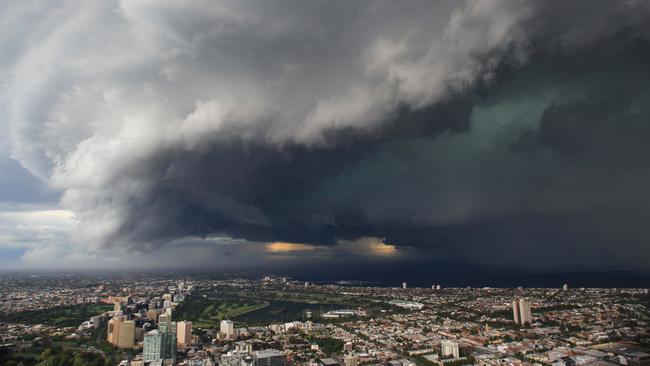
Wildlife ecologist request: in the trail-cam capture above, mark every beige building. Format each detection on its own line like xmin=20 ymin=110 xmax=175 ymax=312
xmin=146 ymin=309 xmax=160 ymax=323
xmin=158 ymin=313 xmax=171 ymax=330
xmin=345 ymin=355 xmax=359 ymax=366
xmin=108 ymin=296 xmax=130 ymax=312
xmin=220 ymin=319 xmax=234 ymax=338
xmin=441 ymin=340 xmax=460 ymax=358
xmin=512 ymin=298 xmax=533 ymax=325
xmin=177 ymin=321 xmax=192 ymax=348
xmin=107 ymin=316 xmax=135 ymax=348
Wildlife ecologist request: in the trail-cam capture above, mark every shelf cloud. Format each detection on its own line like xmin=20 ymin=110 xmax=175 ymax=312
xmin=2 ymin=0 xmax=650 ymax=270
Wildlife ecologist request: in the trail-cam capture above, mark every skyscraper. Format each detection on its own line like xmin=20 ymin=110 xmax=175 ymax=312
xmin=402 ymin=282 xmax=407 ymax=289
xmin=107 ymin=316 xmax=135 ymax=348
xmin=512 ymin=298 xmax=532 ymax=325
xmin=158 ymin=313 xmax=172 ymax=332
xmin=143 ymin=312 xmax=177 ymax=363
xmin=106 ymin=317 xmax=118 ymax=345
xmin=221 ymin=319 xmax=234 ymax=338
xmin=143 ymin=329 xmax=177 ymax=362
xmin=177 ymin=321 xmax=192 ymax=348
xmin=440 ymin=340 xmax=460 ymax=358
xmin=512 ymin=300 xmax=520 ymax=325
xmin=143 ymin=329 xmax=163 ymax=362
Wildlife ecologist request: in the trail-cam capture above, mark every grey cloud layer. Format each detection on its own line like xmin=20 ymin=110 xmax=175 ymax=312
xmin=2 ymin=0 xmax=650 ymax=269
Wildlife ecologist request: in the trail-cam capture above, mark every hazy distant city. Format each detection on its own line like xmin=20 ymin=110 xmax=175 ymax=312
xmin=0 ymin=273 xmax=649 ymax=366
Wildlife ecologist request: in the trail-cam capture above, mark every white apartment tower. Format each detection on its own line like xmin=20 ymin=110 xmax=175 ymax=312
xmin=440 ymin=340 xmax=460 ymax=358
xmin=221 ymin=319 xmax=235 ymax=338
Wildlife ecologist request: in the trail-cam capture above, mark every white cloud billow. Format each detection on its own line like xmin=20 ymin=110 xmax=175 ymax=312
xmin=3 ymin=0 xmax=648 ymax=256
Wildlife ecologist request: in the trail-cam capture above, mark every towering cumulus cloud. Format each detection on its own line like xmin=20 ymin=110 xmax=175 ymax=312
xmin=2 ymin=0 xmax=650 ymax=269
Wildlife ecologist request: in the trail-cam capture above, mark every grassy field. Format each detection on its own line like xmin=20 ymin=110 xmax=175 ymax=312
xmin=174 ymin=294 xmax=269 ymax=328
xmin=0 ymin=303 xmax=113 ymax=327
xmin=236 ymin=289 xmax=370 ymax=305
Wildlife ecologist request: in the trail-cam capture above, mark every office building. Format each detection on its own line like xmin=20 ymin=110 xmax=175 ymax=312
xmin=512 ymin=298 xmax=533 ymax=325
xmin=253 ymin=349 xmax=284 ymax=366
xmin=107 ymin=316 xmax=135 ymax=348
xmin=158 ymin=313 xmax=172 ymax=332
xmin=177 ymin=321 xmax=192 ymax=348
xmin=106 ymin=317 xmax=118 ymax=345
xmin=221 ymin=319 xmax=235 ymax=338
xmin=441 ymin=340 xmax=460 ymax=358
xmin=143 ymin=329 xmax=161 ymax=362
xmin=143 ymin=329 xmax=177 ymax=362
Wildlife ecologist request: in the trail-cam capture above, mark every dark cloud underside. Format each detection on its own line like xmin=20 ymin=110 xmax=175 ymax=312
xmin=2 ymin=0 xmax=650 ymax=270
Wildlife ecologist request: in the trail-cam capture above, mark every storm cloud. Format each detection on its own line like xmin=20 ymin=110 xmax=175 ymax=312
xmin=2 ymin=0 xmax=650 ymax=270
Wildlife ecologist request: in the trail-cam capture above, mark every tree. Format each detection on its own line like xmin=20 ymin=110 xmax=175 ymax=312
xmin=39 ymin=348 xmax=53 ymax=362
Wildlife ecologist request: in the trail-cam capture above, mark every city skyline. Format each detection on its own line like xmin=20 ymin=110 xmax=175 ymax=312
xmin=1 ymin=273 xmax=648 ymax=366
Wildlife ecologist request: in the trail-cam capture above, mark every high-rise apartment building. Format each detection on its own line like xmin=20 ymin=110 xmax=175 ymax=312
xmin=158 ymin=313 xmax=172 ymax=332
xmin=107 ymin=316 xmax=135 ymax=348
xmin=512 ymin=298 xmax=533 ymax=325
xmin=176 ymin=321 xmax=192 ymax=348
xmin=143 ymin=329 xmax=177 ymax=362
xmin=143 ymin=329 xmax=163 ymax=362
xmin=512 ymin=299 xmax=520 ymax=325
xmin=440 ymin=340 xmax=460 ymax=358
xmin=221 ymin=319 xmax=234 ymax=338
xmin=143 ymin=312 xmax=177 ymax=363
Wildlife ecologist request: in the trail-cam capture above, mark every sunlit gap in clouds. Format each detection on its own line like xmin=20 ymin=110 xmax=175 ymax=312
xmin=265 ymin=237 xmax=399 ymax=257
